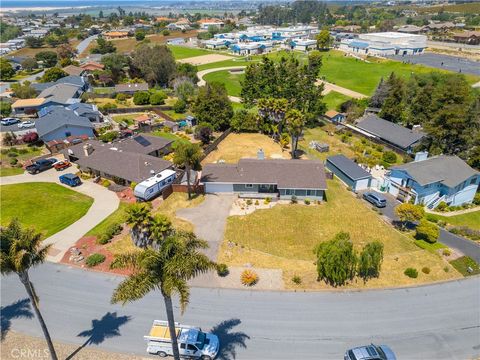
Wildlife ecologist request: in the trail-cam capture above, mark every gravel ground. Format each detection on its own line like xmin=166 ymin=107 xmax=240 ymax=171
xmin=1 ymin=331 xmax=155 ymax=360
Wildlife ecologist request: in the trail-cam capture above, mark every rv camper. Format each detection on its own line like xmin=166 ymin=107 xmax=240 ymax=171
xmin=134 ymin=169 xmax=176 ymax=201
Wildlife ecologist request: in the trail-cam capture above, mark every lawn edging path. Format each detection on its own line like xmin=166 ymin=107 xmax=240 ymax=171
xmin=0 ymin=168 xmax=119 ymax=262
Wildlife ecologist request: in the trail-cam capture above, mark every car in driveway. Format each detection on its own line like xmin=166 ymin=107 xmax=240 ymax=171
xmin=25 ymin=158 xmax=57 ymax=174
xmin=363 ymin=192 xmax=387 ymax=208
xmin=54 ymin=160 xmax=71 ymax=171
xmin=17 ymin=120 xmax=35 ymax=129
xmin=1 ymin=118 xmax=21 ymax=126
xmin=345 ymin=344 xmax=396 ymax=360
xmin=59 ymin=173 xmax=81 ymax=187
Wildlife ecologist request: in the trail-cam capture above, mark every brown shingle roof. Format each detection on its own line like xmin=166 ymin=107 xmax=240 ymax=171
xmin=201 ymin=159 xmax=327 ymax=190
xmin=62 ymin=65 xmax=84 ymax=76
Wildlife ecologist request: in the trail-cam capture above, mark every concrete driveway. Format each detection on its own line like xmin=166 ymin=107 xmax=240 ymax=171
xmin=358 ymin=189 xmax=480 ymax=262
xmin=177 ymin=194 xmax=235 ymax=260
xmin=0 ymin=166 xmax=119 ymax=262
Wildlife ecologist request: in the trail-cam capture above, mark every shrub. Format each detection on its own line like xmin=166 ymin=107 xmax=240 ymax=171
xmin=436 ymin=201 xmax=448 ymax=211
xmin=184 ymin=127 xmax=193 ymax=134
xmin=443 ymin=266 xmax=449 ymax=273
xmin=86 ymin=253 xmax=106 ymax=267
xmin=415 ymin=219 xmax=439 ymax=243
xmin=9 ymin=158 xmax=18 ymax=165
xmin=133 ymin=91 xmax=151 ymax=105
xmin=149 ymin=91 xmax=167 ymax=105
xmin=102 ymin=179 xmax=111 ymax=187
xmin=7 ymin=152 xmax=18 ymax=158
xmin=98 ymin=102 xmax=117 ymax=111
xmin=421 ymin=267 xmax=431 ymax=274
xmin=216 ymin=263 xmax=229 ymax=277
xmin=99 ymin=131 xmax=119 ymax=143
xmin=18 ymin=148 xmax=29 ymax=154
xmin=264 ymin=197 xmax=271 ymax=205
xmin=304 ymin=199 xmax=311 ymax=205
xmin=382 ymin=151 xmax=397 ymax=164
xmin=115 ymin=93 xmax=128 ymax=101
xmin=246 ymin=199 xmax=253 ymax=206
xmin=473 ymin=193 xmax=480 ymax=206
xmin=162 ymin=29 xmax=170 ymax=36
xmin=255 ymin=200 xmax=259 ymax=206
xmin=130 ymin=181 xmax=137 ymax=190
xmin=404 ymin=268 xmax=418 ymax=278
xmin=173 ymin=99 xmax=187 ymax=113
xmin=240 ymin=269 xmax=259 ymax=286
xmin=357 ymin=241 xmax=384 ymax=281
xmin=291 ymin=195 xmax=298 ymax=204
xmin=291 ymin=275 xmax=302 ymax=285
xmin=97 ymin=235 xmax=110 ymax=245
xmin=22 ymin=132 xmax=39 ymax=144
xmin=97 ymin=222 xmax=123 ymax=244
xmin=442 ymin=248 xmax=451 ymax=256
xmin=80 ymin=173 xmax=91 ymax=180
xmin=449 ymin=226 xmax=480 ymax=241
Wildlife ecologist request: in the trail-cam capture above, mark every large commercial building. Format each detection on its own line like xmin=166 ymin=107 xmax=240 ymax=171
xmin=340 ymin=32 xmax=427 ymax=56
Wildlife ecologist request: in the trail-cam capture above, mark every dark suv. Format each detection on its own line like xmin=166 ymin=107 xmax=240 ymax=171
xmin=363 ymin=192 xmax=387 ymax=208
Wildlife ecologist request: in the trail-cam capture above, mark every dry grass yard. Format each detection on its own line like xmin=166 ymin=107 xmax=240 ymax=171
xmin=218 ymin=179 xmax=460 ymax=289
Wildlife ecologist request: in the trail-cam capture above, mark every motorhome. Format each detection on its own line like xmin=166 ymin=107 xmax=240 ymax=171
xmin=145 ymin=320 xmax=219 ymax=359
xmin=134 ymin=169 xmax=176 ymax=201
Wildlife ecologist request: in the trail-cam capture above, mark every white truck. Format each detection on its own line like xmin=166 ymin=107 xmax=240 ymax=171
xmin=145 ymin=320 xmax=219 ymax=359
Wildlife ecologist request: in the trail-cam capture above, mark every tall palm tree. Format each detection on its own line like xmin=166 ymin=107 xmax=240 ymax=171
xmin=125 ymin=203 xmax=153 ymax=248
xmin=0 ymin=219 xmax=58 ymax=360
xmin=286 ymin=109 xmax=305 ymax=159
xmin=149 ymin=214 xmax=173 ymax=250
xmin=173 ymin=142 xmax=203 ymax=200
xmin=111 ymin=231 xmax=215 ymax=360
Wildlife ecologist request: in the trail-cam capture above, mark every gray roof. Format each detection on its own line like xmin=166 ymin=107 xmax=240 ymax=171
xmin=326 ymin=154 xmax=372 ymax=181
xmin=38 ymin=83 xmax=82 ymax=104
xmin=115 ymin=83 xmax=149 ymax=92
xmin=66 ymin=103 xmax=101 ymax=117
xmin=355 ymin=114 xmax=425 ymax=150
xmin=201 ymin=159 xmax=327 ymax=190
xmin=32 ymin=75 xmax=86 ymax=93
xmin=392 ymin=155 xmax=479 ymax=188
xmin=75 ymin=147 xmax=172 ymax=183
xmin=113 ymin=134 xmax=173 ymax=155
xmin=35 ymin=106 xmax=94 ymax=137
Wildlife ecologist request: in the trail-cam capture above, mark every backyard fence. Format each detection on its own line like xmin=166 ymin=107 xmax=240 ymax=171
xmin=103 ymin=106 xmax=173 ymax=114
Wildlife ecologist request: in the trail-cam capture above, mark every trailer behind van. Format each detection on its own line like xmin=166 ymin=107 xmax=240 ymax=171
xmin=134 ymin=169 xmax=176 ymax=201
xmin=145 ymin=320 xmax=219 ymax=359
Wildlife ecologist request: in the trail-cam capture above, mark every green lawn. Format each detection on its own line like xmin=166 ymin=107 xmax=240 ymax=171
xmin=1 ymin=183 xmax=93 ymax=238
xmin=162 ymin=109 xmax=191 ymax=120
xmin=93 ymin=87 xmax=115 ymax=94
xmin=323 ymin=91 xmax=351 ymax=111
xmin=151 ymin=130 xmax=190 ymax=145
xmin=450 ymin=256 xmax=480 ymax=276
xmin=168 ymin=45 xmax=216 ymax=60
xmin=414 ymin=239 xmax=447 ymax=253
xmin=86 ymin=201 xmax=129 ymax=237
xmin=203 ymin=70 xmax=244 ymax=97
xmin=426 ymin=211 xmax=480 ymax=231
xmin=0 ymin=167 xmax=24 ymax=177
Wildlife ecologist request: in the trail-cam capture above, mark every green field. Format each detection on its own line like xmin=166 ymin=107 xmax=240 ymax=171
xmin=203 ymin=69 xmax=244 ymax=97
xmin=0 ymin=167 xmax=24 ymax=177
xmin=323 ymin=91 xmax=351 ymax=110
xmin=151 ymin=130 xmax=190 ymax=145
xmin=427 ymin=211 xmax=480 ymax=231
xmin=1 ymin=182 xmax=93 ymax=238
xmin=168 ymin=45 xmax=216 ymax=60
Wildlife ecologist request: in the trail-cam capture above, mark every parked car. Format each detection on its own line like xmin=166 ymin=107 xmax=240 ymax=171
xmin=25 ymin=158 xmax=56 ymax=174
xmin=17 ymin=120 xmax=35 ymax=129
xmin=59 ymin=173 xmax=81 ymax=187
xmin=54 ymin=160 xmax=71 ymax=171
xmin=345 ymin=344 xmax=396 ymax=360
xmin=1 ymin=117 xmax=21 ymax=126
xmin=362 ymin=192 xmax=387 ymax=208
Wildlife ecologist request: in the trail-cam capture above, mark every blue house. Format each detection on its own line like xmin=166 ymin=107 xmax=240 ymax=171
xmin=385 ymin=153 xmax=479 ymax=208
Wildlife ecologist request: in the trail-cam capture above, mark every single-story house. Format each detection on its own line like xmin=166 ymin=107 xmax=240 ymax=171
xmin=62 ymin=65 xmax=86 ymax=77
xmin=63 ymin=139 xmax=173 ymax=184
xmin=38 ymin=83 xmax=83 ymax=105
xmin=354 ymin=114 xmax=425 ymax=153
xmin=103 ymin=31 xmax=130 ymax=40
xmin=112 ymin=134 xmax=173 ymax=157
xmin=35 ymin=106 xmax=95 ymax=142
xmin=324 ymin=110 xmax=345 ymax=123
xmin=326 ymin=154 xmax=372 ymax=191
xmin=453 ymin=31 xmax=480 ymax=45
xmin=32 ymin=75 xmax=88 ymax=93
xmin=11 ymin=98 xmax=47 ymax=115
xmin=385 ymin=152 xmax=479 ymax=208
xmin=115 ymin=83 xmax=149 ymax=94
xmin=201 ymin=159 xmax=327 ymax=200
xmin=198 ymin=19 xmax=224 ymax=30
xmin=290 ymin=39 xmax=317 ymax=51
xmin=80 ymin=61 xmax=105 ymax=72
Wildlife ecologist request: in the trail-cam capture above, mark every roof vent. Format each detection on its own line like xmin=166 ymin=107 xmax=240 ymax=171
xmin=150 ymin=170 xmax=156 ymax=175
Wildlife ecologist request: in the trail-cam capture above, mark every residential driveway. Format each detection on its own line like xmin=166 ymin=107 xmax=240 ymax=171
xmin=0 ymin=166 xmax=119 ymax=262
xmin=176 ymin=194 xmax=235 ymax=260
xmin=358 ymin=189 xmax=480 ymax=262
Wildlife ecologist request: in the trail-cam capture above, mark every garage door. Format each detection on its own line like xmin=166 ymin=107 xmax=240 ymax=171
xmin=354 ymin=178 xmax=371 ymax=191
xmin=205 ymin=183 xmax=234 ymax=193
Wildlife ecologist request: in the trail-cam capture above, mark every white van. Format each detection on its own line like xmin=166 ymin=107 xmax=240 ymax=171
xmin=145 ymin=320 xmax=219 ymax=359
xmin=134 ymin=169 xmax=176 ymax=201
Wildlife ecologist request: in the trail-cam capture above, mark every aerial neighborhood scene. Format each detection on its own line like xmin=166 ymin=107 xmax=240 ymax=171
xmin=1 ymin=0 xmax=480 ymax=359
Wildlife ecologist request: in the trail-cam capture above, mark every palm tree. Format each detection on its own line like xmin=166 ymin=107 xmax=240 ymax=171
xmin=286 ymin=109 xmax=305 ymax=159
xmin=149 ymin=214 xmax=173 ymax=249
xmin=173 ymin=142 xmax=203 ymax=200
xmin=0 ymin=219 xmax=58 ymax=360
xmin=125 ymin=203 xmax=153 ymax=248
xmin=110 ymin=231 xmax=216 ymax=360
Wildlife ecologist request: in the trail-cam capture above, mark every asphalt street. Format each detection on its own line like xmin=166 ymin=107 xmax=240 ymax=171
xmin=1 ymin=263 xmax=479 ymax=360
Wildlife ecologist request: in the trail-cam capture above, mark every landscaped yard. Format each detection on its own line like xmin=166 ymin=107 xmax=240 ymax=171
xmin=151 ymin=130 xmax=191 ymax=146
xmin=85 ymin=201 xmax=129 ymax=238
xmin=426 ymin=211 xmax=480 ymax=231
xmin=1 ymin=183 xmax=93 ymax=238
xmin=218 ymin=179 xmax=459 ymax=289
xmin=323 ymin=91 xmax=351 ymax=111
xmin=168 ymin=45 xmax=216 ymax=60
xmin=0 ymin=167 xmax=24 ymax=177
xmin=111 ymin=113 xmax=148 ymax=126
xmin=203 ymin=70 xmax=244 ymax=97
xmin=202 ymin=133 xmax=289 ymax=164
xmin=153 ymin=192 xmax=205 ymax=232
xmin=0 ymin=145 xmax=44 ymax=177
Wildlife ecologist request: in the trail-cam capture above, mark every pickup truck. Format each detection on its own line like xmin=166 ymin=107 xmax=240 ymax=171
xmin=25 ymin=158 xmax=56 ymax=174
xmin=54 ymin=160 xmax=71 ymax=171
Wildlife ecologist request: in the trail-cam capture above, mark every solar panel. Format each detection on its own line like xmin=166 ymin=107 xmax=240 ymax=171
xmin=134 ymin=136 xmax=151 ymax=147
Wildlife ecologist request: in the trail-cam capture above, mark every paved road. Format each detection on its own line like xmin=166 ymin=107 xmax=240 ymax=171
xmin=76 ymin=35 xmax=98 ymax=57
xmin=1 ymin=262 xmax=479 ymax=360
xmin=361 ymin=190 xmax=480 ymax=262
xmin=0 ymin=122 xmax=37 ymax=133
xmin=387 ymin=53 xmax=480 ymax=77
xmin=0 ymin=166 xmax=119 ymax=262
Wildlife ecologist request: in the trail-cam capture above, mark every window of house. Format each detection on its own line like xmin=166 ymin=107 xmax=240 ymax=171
xmin=285 ymin=189 xmax=292 ymax=195
xmin=245 ymin=184 xmax=253 ymax=188
xmin=65 ymin=131 xmax=72 ymax=137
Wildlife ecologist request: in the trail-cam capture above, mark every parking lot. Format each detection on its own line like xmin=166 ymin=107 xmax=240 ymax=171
xmin=0 ymin=120 xmax=36 ymax=133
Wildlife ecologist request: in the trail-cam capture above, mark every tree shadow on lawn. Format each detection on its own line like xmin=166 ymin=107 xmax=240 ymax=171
xmin=211 ymin=318 xmax=250 ymax=360
xmin=66 ymin=311 xmax=131 ymax=360
xmin=0 ymin=298 xmax=34 ymax=340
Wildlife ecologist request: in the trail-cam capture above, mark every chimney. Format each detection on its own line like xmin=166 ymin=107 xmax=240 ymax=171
xmin=257 ymin=148 xmax=265 ymax=160
xmin=414 ymin=151 xmax=428 ymax=162
xmin=83 ymin=143 xmax=93 ymax=157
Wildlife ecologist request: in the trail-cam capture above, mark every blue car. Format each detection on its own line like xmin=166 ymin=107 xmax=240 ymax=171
xmin=59 ymin=173 xmax=81 ymax=187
